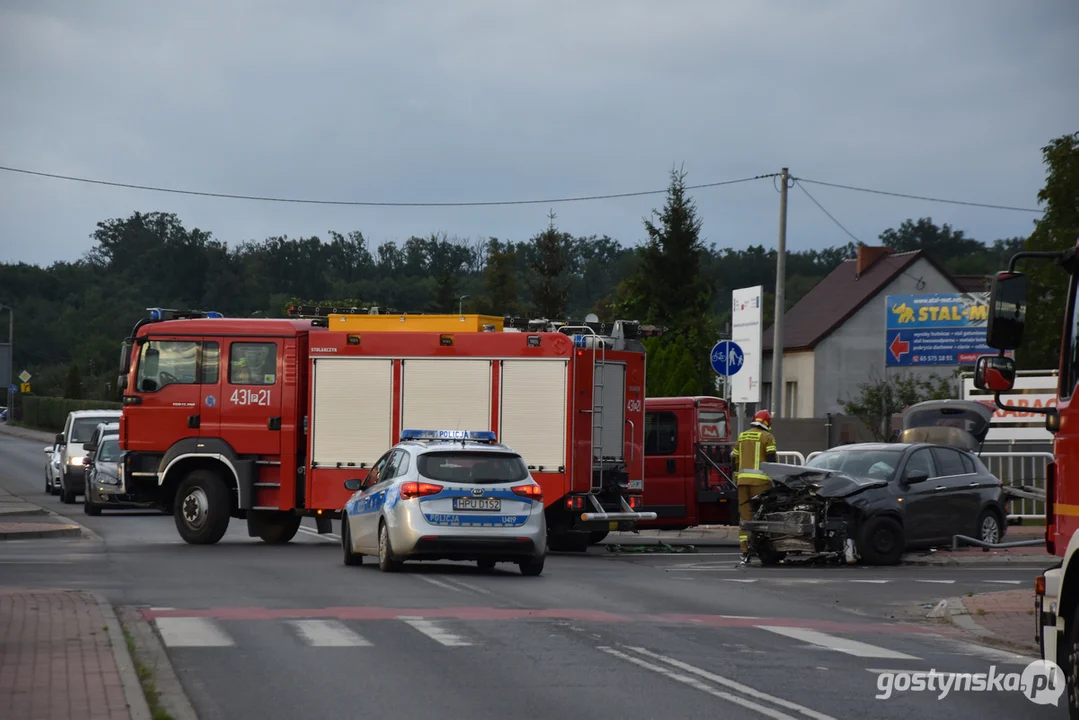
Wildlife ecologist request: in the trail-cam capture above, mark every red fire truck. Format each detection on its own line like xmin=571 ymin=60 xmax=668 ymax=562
xmin=114 ymin=308 xmax=657 ymax=550
xmin=973 ymin=240 xmax=1078 ymax=713
xmin=630 ymin=396 xmax=738 ymax=534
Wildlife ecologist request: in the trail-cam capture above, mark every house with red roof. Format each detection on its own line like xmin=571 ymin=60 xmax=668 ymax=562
xmin=759 ymin=245 xmax=970 ymax=418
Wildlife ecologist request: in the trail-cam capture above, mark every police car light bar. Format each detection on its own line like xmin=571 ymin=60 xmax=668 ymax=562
xmin=400 ymin=429 xmax=497 ymax=442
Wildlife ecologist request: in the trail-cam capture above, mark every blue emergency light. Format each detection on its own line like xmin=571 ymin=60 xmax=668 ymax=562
xmin=400 ymin=429 xmax=497 ymax=442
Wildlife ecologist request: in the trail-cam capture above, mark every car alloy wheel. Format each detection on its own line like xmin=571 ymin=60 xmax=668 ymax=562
xmin=980 ymin=513 xmax=1001 ymax=545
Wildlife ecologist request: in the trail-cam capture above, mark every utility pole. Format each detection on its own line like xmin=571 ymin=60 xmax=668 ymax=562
xmin=770 ymin=168 xmax=789 ymax=418
xmin=1 ymin=304 xmax=12 ymax=420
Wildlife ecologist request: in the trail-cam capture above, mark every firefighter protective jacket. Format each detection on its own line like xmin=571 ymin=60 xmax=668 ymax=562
xmin=731 ymin=427 xmax=777 ymax=483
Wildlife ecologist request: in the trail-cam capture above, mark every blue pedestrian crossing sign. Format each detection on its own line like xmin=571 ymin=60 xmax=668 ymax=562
xmin=710 ymin=340 xmax=744 ymax=377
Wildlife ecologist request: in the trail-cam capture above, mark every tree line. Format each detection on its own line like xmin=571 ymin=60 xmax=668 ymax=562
xmin=2 ymin=132 xmax=1075 ymax=405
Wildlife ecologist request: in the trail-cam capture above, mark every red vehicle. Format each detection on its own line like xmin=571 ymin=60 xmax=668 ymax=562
xmin=114 ymin=308 xmax=656 ymax=549
xmin=631 ymin=396 xmax=738 ymax=533
xmin=974 ymin=240 xmax=1079 ymax=712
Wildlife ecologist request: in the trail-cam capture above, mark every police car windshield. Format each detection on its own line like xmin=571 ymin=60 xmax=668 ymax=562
xmin=418 ymin=451 xmax=529 ymax=484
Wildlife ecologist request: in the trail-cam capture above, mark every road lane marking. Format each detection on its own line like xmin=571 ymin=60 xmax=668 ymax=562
xmin=398 ymin=617 xmax=472 ymax=646
xmin=914 ymin=580 xmax=956 ymax=584
xmin=848 ymin=580 xmax=888 ymax=584
xmin=296 ymin=526 xmax=339 ymax=542
xmin=984 ymin=580 xmax=1023 ymax=585
xmin=609 ymin=645 xmax=836 ymax=720
xmin=287 ymin=619 xmax=371 ymax=647
xmin=755 ymin=626 xmax=920 ymax=660
xmin=597 ymin=647 xmax=805 ymax=719
xmin=442 ymin=578 xmax=492 ymax=595
xmin=154 ymin=617 xmax=234 ymax=647
xmin=417 ymin=576 xmax=465 ymax=592
xmin=924 ymin=636 xmax=1035 ymax=664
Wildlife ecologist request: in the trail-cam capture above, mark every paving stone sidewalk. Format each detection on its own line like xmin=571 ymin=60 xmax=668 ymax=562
xmin=927 ymin=588 xmax=1040 ymax=654
xmin=0 ymin=588 xmax=150 ymax=720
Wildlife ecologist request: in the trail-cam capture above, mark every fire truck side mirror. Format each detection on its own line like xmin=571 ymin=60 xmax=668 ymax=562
xmin=343 ymin=478 xmax=363 ymax=492
xmin=974 ymin=355 xmax=1015 ymax=393
xmin=986 ymin=271 xmax=1028 ymax=350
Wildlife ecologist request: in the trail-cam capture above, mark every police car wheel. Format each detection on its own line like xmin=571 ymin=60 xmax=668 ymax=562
xmin=518 ymin=557 xmax=544 ymax=576
xmin=342 ymin=519 xmax=362 ymax=566
xmin=378 ymin=521 xmax=402 ymax=572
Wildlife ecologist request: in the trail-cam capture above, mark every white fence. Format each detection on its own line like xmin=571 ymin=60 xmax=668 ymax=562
xmin=772 ymin=449 xmax=1049 ymax=521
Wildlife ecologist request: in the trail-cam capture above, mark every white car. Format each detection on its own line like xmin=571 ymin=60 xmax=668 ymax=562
xmin=341 ymin=429 xmax=548 ymax=575
xmin=43 ymin=443 xmax=62 ymax=495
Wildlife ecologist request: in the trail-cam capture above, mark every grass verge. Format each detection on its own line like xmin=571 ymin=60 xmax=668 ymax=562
xmin=122 ymin=625 xmax=175 ymax=720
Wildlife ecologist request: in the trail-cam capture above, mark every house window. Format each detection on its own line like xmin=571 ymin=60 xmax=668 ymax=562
xmin=785 ymin=382 xmax=798 ymax=417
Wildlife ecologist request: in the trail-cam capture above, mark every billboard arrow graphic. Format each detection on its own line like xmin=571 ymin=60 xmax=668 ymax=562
xmin=889 ymin=333 xmax=910 ymax=362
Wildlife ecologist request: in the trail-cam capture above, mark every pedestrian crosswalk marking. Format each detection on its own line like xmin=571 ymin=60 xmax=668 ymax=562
xmin=398 ymin=616 xmax=472 ymax=646
xmin=287 ymin=619 xmax=371 ymax=647
xmin=154 ymin=617 xmax=234 ymax=647
xmin=756 ymin=626 xmax=920 ymax=660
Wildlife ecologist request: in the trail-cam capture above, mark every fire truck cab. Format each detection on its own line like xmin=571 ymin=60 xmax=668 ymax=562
xmin=116 ymin=307 xmax=657 ymax=550
xmin=633 ymin=396 xmax=738 ymax=532
xmin=973 ymin=241 xmax=1079 ymax=714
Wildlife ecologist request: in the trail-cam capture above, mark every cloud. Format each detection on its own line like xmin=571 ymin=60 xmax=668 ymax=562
xmin=1 ymin=0 xmax=1075 ymax=266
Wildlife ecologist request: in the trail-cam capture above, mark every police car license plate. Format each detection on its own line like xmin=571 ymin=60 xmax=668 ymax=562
xmin=453 ymin=497 xmax=501 ymax=511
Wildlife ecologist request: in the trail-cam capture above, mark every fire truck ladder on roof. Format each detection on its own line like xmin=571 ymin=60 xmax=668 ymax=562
xmin=558 ymin=324 xmax=608 ymax=494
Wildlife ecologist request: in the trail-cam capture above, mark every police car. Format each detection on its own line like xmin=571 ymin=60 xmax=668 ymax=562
xmin=341 ymin=430 xmax=547 ymax=576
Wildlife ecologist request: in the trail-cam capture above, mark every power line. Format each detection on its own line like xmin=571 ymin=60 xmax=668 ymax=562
xmin=0 ymin=164 xmax=777 ymax=207
xmin=794 ymin=180 xmax=862 ymax=244
xmin=793 ymin=176 xmax=1043 ymax=214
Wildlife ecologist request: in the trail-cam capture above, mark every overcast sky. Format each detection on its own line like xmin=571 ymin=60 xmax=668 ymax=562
xmin=1 ymin=0 xmax=1076 ymax=268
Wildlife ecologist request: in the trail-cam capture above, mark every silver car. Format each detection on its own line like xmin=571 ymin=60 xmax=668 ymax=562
xmin=341 ymin=430 xmax=548 ymax=576
xmin=43 ymin=443 xmax=62 ymax=495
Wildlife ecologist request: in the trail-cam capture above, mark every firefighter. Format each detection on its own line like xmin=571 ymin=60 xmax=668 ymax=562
xmin=731 ymin=409 xmax=777 ymax=565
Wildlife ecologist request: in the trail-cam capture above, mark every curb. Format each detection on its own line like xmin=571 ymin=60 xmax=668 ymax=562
xmin=95 ymin=594 xmax=152 ymax=720
xmin=0 ymin=523 xmax=83 ymax=540
xmin=118 ymin=606 xmax=200 ymax=720
xmin=901 ymin=555 xmax=1051 ymax=567
xmin=0 ymin=505 xmax=48 ymax=517
xmin=0 ymin=422 xmax=57 ymax=443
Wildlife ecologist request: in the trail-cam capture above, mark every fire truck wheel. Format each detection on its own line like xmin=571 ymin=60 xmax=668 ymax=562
xmin=377 ymin=521 xmax=402 ymax=572
xmin=341 ymin=519 xmax=362 ymax=566
xmin=1067 ymin=602 xmax=1079 ymax=718
xmin=548 ymin=531 xmax=589 ymax=552
xmin=173 ymin=470 xmax=231 ymax=545
xmin=255 ymin=513 xmax=301 ymax=544
xmin=589 ymin=531 xmax=609 ymax=544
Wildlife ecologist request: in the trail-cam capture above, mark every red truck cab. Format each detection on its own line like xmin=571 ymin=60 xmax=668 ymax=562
xmin=635 ymin=396 xmax=738 ymax=531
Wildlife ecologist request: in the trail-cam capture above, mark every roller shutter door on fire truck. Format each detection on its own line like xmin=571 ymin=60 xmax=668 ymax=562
xmin=500 ymin=359 xmax=567 ymax=471
xmin=401 ymin=359 xmax=492 ymax=432
xmin=311 ymin=358 xmax=393 ymax=466
xmin=594 ymin=362 xmax=626 ymax=462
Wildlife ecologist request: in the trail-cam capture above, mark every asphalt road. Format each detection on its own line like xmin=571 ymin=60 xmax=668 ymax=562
xmin=1 ymin=431 xmax=1065 ymax=719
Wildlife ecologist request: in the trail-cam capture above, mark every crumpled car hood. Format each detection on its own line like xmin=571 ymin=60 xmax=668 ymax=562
xmin=759 ymin=462 xmax=887 ymax=499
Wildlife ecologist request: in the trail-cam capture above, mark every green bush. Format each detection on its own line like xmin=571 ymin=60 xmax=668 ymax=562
xmin=21 ymin=396 xmax=122 ymax=433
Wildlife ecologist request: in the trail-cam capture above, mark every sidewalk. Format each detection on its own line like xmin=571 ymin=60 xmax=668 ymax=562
xmin=926 ymin=588 xmax=1038 ymax=654
xmin=0 ymin=488 xmax=83 ymax=541
xmin=0 ymin=588 xmax=150 ymax=720
xmin=0 ymin=421 xmax=57 ymax=443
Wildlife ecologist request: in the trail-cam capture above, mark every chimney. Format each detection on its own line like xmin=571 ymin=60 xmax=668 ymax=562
xmin=856 ymin=245 xmax=893 ymax=277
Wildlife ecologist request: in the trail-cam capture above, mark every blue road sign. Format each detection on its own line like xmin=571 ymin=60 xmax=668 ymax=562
xmin=711 ymin=340 xmax=744 ymax=376
xmin=8 ymin=384 xmax=15 ymax=394
xmin=885 ymin=293 xmax=997 ymax=367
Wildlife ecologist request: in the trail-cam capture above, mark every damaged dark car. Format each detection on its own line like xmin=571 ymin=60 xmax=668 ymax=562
xmin=742 ymin=400 xmax=1008 ymax=566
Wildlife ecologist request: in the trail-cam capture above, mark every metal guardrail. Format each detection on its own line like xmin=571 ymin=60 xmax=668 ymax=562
xmin=776 ymin=451 xmax=806 ymax=466
xmin=951 ymin=534 xmax=1044 ymax=551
